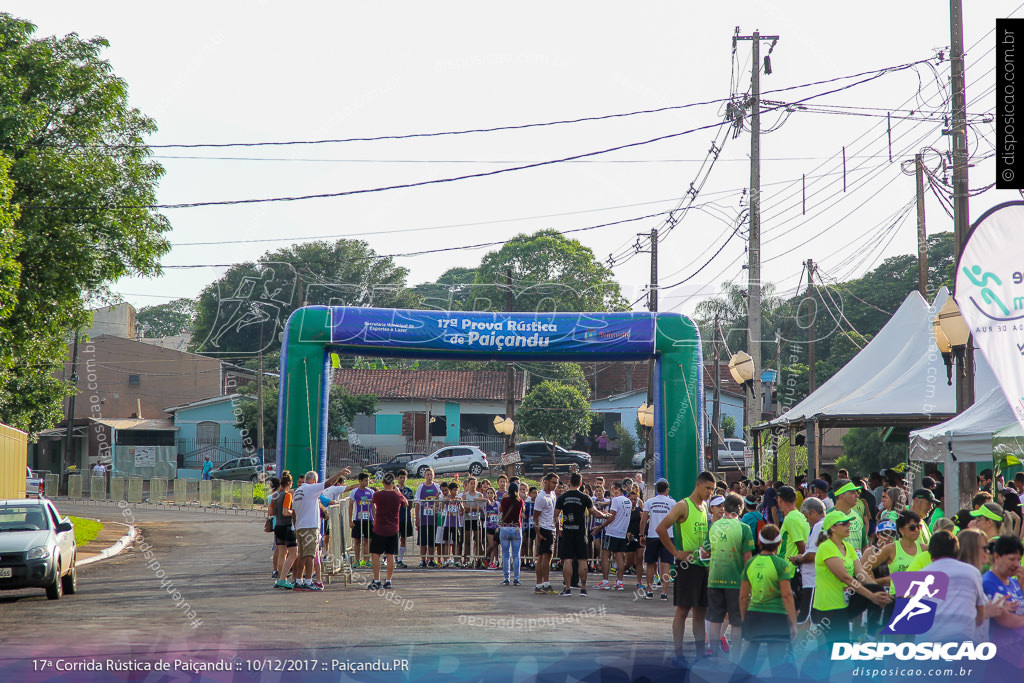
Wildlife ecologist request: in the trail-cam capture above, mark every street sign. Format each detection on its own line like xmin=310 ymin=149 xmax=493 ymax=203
xmin=743 ymin=447 xmax=754 ymax=471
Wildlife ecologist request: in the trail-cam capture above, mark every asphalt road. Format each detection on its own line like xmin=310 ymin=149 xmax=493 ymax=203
xmin=0 ymin=501 xmax=697 ymax=680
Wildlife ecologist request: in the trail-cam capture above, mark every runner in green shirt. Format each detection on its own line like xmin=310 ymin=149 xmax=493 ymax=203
xmin=739 ymin=524 xmax=797 ymax=674
xmin=910 ymin=488 xmax=939 ymax=546
xmin=833 ymin=480 xmax=867 ymax=552
xmin=701 ymin=492 xmax=754 ymax=656
xmin=813 ymin=510 xmax=891 ymax=644
xmin=777 ymin=486 xmax=809 ymax=562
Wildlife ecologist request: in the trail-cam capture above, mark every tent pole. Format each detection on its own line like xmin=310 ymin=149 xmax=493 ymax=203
xmin=806 ymin=419 xmax=818 ymax=481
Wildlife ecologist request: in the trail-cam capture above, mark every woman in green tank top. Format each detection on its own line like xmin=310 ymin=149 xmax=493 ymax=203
xmin=860 ymin=511 xmax=924 ymax=633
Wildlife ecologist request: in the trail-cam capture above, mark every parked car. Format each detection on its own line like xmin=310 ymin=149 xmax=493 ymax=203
xmin=350 ymin=444 xmax=380 ymax=462
xmin=407 ymin=446 xmax=489 ymax=477
xmin=716 ymin=438 xmax=748 ymax=470
xmin=25 ymin=468 xmax=44 ymax=498
xmin=632 ymin=451 xmax=647 ymax=469
xmin=210 ymin=456 xmax=265 ymax=483
xmin=515 ymin=441 xmax=592 ymax=473
xmin=0 ymin=498 xmax=77 ymax=600
xmin=371 ymin=453 xmax=426 ymax=478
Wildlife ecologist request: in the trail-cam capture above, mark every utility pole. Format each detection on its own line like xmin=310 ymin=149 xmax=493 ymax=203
xmin=710 ymin=313 xmax=721 ymax=472
xmin=915 ymin=154 xmax=929 ymax=297
xmin=735 ymin=28 xmax=779 ymax=446
xmin=646 ymin=228 xmax=657 ymax=471
xmin=805 ymin=260 xmax=818 ymax=480
xmin=950 ymin=0 xmax=975 ymax=509
xmin=504 ymin=269 xmax=517 ymax=476
xmin=63 ymin=330 xmax=80 ymax=491
xmin=257 ymin=352 xmax=265 ymax=458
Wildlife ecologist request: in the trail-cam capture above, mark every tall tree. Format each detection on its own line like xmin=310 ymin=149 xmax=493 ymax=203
xmin=0 ymin=16 xmax=170 ymax=433
xmin=412 ymin=266 xmax=479 ymax=311
xmin=191 ymin=239 xmax=419 ymax=357
xmin=515 ymin=380 xmax=592 ymax=450
xmin=136 ymin=298 xmax=196 ymax=338
xmin=474 ymin=229 xmax=627 ymax=313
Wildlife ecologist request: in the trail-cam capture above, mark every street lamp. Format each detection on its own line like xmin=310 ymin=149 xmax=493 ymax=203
xmin=637 ymin=402 xmax=654 ymax=429
xmin=728 ymin=351 xmax=755 ymax=394
xmin=934 ymin=298 xmax=970 ymax=386
xmin=493 ymin=416 xmax=516 ymax=475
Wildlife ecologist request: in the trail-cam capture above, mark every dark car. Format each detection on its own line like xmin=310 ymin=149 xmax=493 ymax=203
xmin=371 ymin=453 xmax=425 ymax=477
xmin=516 ymin=441 xmax=592 ymax=473
xmin=0 ymin=498 xmax=78 ymax=600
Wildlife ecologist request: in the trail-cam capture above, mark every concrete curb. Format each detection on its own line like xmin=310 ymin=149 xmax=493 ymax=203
xmin=77 ymin=521 xmax=138 ymax=567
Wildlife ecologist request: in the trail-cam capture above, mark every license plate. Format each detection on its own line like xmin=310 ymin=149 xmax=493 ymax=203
xmin=0 ymin=568 xmax=12 ymax=578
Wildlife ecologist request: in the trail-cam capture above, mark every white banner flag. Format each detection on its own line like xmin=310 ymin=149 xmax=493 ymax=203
xmin=954 ymin=201 xmax=1024 ymax=432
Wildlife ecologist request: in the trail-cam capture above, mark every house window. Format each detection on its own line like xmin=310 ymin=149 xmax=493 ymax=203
xmin=196 ymin=421 xmax=220 ymax=445
xmin=128 ymin=374 xmax=141 ymax=385
xmin=352 ymin=414 xmax=376 ymax=435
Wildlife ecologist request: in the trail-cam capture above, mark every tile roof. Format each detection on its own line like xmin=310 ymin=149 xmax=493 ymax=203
xmin=333 ymin=369 xmax=525 ymax=401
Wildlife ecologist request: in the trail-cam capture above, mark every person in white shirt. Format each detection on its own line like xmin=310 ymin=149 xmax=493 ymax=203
xmin=639 ymin=479 xmax=676 ymax=600
xmin=532 ymin=473 xmax=558 ymax=594
xmin=594 ymin=482 xmax=633 ymax=590
xmin=92 ymin=462 xmax=106 ymax=477
xmin=794 ymin=496 xmax=826 ymax=624
xmin=291 ymin=467 xmax=351 ymax=591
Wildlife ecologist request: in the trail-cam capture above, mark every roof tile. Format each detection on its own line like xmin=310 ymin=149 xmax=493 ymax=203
xmin=333 ymin=369 xmax=525 ymax=401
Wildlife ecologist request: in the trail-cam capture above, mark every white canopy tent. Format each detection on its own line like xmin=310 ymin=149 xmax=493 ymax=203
xmin=763 ymin=287 xmax=996 ymax=430
xmin=908 ymin=388 xmax=1016 ymax=508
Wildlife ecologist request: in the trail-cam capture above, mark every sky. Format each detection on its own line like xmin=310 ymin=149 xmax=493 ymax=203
xmin=6 ymin=1 xmax=1022 ymax=316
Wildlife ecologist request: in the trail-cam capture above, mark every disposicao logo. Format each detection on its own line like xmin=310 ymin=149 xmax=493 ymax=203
xmin=830 ymin=571 xmax=997 ymax=662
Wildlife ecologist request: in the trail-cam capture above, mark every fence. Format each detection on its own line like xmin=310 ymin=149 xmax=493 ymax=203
xmin=60 ymin=474 xmax=263 ymax=510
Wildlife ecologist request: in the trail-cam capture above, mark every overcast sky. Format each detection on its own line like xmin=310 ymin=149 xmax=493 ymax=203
xmin=7 ymin=1 xmax=1022 ymax=315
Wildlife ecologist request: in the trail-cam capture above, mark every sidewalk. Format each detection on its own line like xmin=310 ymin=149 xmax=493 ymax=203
xmin=75 ymin=519 xmax=137 ymax=566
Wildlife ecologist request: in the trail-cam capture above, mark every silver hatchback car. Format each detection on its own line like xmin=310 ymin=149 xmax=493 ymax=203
xmin=0 ymin=498 xmax=78 ymax=599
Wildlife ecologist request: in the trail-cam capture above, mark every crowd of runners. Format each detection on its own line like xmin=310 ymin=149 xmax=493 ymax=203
xmin=264 ymin=462 xmax=1024 ymax=673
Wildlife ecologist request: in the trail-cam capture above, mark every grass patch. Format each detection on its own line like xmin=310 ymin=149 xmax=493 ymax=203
xmin=70 ymin=517 xmax=103 ymax=547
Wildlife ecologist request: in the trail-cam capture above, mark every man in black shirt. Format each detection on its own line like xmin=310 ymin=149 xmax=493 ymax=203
xmin=555 ymin=472 xmax=608 ymax=596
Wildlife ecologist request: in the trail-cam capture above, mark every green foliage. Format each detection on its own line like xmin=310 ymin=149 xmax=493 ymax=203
xmin=191 ymin=239 xmax=418 ymax=356
xmin=0 ymin=17 xmax=171 ymax=433
xmin=525 ymin=362 xmax=590 ymax=396
xmin=721 ymin=415 xmax=737 ymax=439
xmin=836 ymin=428 xmax=907 ymax=477
xmin=136 ymin=298 xmax=196 ymax=337
xmin=515 ymin=380 xmax=591 ymax=450
xmin=70 ymin=516 xmax=103 ymax=547
xmin=755 ymin=435 xmax=806 ymax=484
xmin=615 ymin=422 xmax=637 ymax=468
xmin=412 ymin=266 xmax=479 ymax=311
xmin=473 ymin=230 xmax=628 ymax=312
xmin=634 ymin=418 xmax=648 ymax=452
xmin=237 ymin=380 xmax=377 ymax=444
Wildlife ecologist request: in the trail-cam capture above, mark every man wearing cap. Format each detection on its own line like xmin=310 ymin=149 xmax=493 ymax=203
xmin=919 ymin=477 xmax=945 ymax=532
xmin=833 ymin=480 xmax=867 ymax=553
xmin=811 ymin=480 xmax=834 ymax=511
xmin=910 ymin=488 xmax=938 ymax=545
xmin=794 ymin=497 xmax=826 ymax=625
xmin=969 ymin=501 xmax=1004 ymax=539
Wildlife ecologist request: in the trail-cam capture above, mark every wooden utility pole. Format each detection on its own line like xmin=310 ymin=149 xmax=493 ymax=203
xmin=504 ymin=269 xmax=517 ymax=476
xmin=64 ymin=330 xmax=80 ymax=485
xmin=257 ymin=352 xmax=265 ymax=456
xmin=710 ymin=313 xmax=721 ymax=472
xmin=915 ymin=154 xmax=929 ymax=297
xmin=950 ymin=0 xmax=974 ymax=510
xmin=735 ymin=29 xmax=779 ymax=444
xmin=805 ymin=260 xmax=818 ymax=480
xmin=646 ymin=228 xmax=657 ymax=472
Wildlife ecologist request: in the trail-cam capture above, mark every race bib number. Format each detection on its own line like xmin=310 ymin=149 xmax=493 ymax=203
xmin=488 ymin=514 xmax=499 ymax=525
xmin=424 ymin=505 xmax=434 ymax=516
xmin=360 ymin=512 xmax=370 ymax=521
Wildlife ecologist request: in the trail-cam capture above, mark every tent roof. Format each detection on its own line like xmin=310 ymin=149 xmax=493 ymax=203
xmin=759 ymin=287 xmax=996 ymax=431
xmin=909 ymin=387 xmax=1017 ymax=463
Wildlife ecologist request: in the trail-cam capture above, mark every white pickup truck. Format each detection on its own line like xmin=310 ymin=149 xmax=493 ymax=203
xmin=25 ymin=467 xmax=44 ymax=498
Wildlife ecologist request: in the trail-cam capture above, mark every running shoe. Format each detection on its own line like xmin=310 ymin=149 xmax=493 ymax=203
xmin=661 ymin=593 xmax=668 ymax=601
xmin=614 ymin=581 xmax=625 ymax=591
xmin=653 ymin=576 xmax=662 ymax=586
xmin=513 ymin=580 xmax=522 ymax=586
xmin=308 ymin=582 xmax=324 ymax=591
xmin=367 ymin=580 xmax=381 ymax=590
xmin=580 ymin=589 xmax=588 ymax=597
xmin=645 ymin=591 xmax=654 ymax=600
xmin=428 ymin=560 xmax=439 ymax=568
xmin=312 ymin=580 xmax=324 ymax=590
xmin=274 ymin=579 xmax=293 ymax=590
xmin=720 ymin=637 xmax=730 ymax=654
xmin=293 ymin=582 xmax=311 ymax=591
xmin=535 ymin=586 xmax=546 ymax=594
xmin=543 ymin=585 xmax=560 ymax=595
xmin=559 ymin=588 xmax=573 ymax=596
xmin=383 ymin=580 xmax=392 ymax=589
xmin=272 ymin=570 xmax=279 ymax=579
xmin=595 ymin=580 xmax=611 ymax=590
xmin=419 ymin=560 xmax=427 ymax=568
xmin=396 ymin=561 xmax=408 ymax=569
xmin=501 ymin=579 xmax=511 ymax=586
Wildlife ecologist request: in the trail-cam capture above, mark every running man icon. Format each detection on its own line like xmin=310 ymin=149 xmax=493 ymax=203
xmin=888 ymin=574 xmax=939 ymax=629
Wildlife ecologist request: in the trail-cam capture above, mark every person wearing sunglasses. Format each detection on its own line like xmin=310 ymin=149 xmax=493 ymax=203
xmin=859 ymin=511 xmax=925 ymax=635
